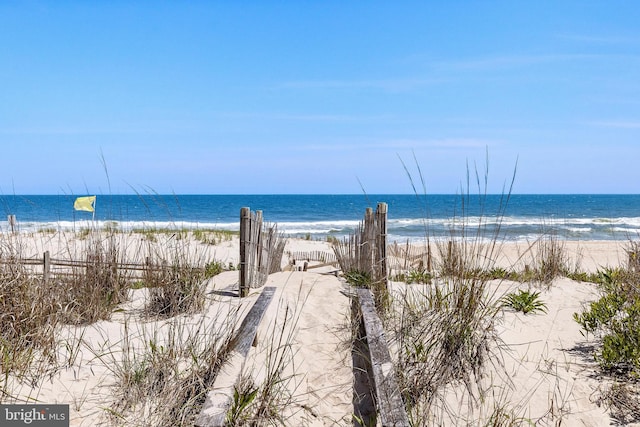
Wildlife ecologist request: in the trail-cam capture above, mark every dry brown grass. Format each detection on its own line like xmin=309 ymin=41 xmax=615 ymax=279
xmin=0 ymin=227 xmax=244 ymax=426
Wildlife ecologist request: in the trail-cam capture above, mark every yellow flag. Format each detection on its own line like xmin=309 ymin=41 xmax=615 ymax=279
xmin=74 ymin=196 xmax=96 ymax=212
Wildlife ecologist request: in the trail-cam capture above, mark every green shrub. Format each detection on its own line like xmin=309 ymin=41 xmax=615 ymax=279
xmin=574 ymin=291 xmax=625 ymax=333
xmin=501 ymin=289 xmax=547 ymax=315
xmin=574 ymin=268 xmax=640 ymax=375
xmin=599 ymin=314 xmax=640 ymax=373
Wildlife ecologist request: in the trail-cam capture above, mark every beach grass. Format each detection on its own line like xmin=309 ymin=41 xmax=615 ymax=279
xmin=0 ymin=227 xmax=243 ymax=425
xmin=2 ymin=197 xmax=639 ymax=425
xmin=371 ymin=156 xmax=597 ymax=424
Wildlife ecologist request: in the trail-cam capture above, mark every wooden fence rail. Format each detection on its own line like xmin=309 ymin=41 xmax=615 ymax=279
xmin=286 ymin=250 xmax=338 ymax=265
xmin=0 ymin=251 xmax=199 ymax=282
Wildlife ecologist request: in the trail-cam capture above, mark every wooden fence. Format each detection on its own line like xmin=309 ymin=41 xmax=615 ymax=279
xmin=333 ymin=202 xmax=410 ymax=424
xmin=387 ymin=240 xmax=432 ymax=275
xmin=239 ymin=207 xmax=286 ymax=297
xmin=0 ymin=251 xmax=170 ymax=283
xmin=333 ymin=202 xmax=388 ymax=285
xmin=286 ymin=250 xmax=338 ymax=265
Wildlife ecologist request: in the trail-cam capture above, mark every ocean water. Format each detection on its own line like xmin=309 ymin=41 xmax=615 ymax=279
xmin=1 ymin=194 xmax=640 ymax=242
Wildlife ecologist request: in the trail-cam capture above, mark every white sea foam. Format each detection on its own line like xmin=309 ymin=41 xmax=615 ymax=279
xmin=5 ymin=214 xmax=640 ymax=242
xmin=564 ymin=227 xmax=592 ymax=233
xmin=3 ymin=220 xmax=242 ymax=234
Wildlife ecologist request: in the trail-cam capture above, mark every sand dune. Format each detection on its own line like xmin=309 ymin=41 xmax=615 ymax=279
xmin=0 ymin=233 xmax=634 ymax=426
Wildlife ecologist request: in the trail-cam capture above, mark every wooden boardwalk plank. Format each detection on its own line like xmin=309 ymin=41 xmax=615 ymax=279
xmin=195 ymin=286 xmax=276 ymax=427
xmin=357 ymin=288 xmax=410 ymax=427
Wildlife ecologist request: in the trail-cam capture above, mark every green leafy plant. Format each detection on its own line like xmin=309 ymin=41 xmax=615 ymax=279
xmin=574 ymin=267 xmax=640 ymax=375
xmin=226 ymin=378 xmax=259 ymax=425
xmin=487 ymin=267 xmax=510 ymax=280
xmin=485 ymin=267 xmax=521 ymax=281
xmin=406 ymin=268 xmax=432 ymax=284
xmin=204 ymin=260 xmax=224 ymax=278
xmin=344 ymin=270 xmax=371 ymax=288
xmin=502 ymin=289 xmax=547 ymax=314
xmin=566 ymin=270 xmax=601 ymax=283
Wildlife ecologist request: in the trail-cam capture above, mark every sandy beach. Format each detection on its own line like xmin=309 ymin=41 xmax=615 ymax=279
xmin=0 ymin=231 xmax=636 ymax=426
xmin=5 ymin=0 xmax=640 ymax=424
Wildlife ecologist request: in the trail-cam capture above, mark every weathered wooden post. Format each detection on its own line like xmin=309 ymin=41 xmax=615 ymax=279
xmin=255 ymin=210 xmax=267 ymax=286
xmin=376 ymin=202 xmax=388 ymax=283
xmin=43 ymin=251 xmax=51 ymax=283
xmin=239 ymin=207 xmax=251 ymax=297
xmin=363 ymin=207 xmax=375 ymax=277
xmin=7 ymin=215 xmax=16 ymax=233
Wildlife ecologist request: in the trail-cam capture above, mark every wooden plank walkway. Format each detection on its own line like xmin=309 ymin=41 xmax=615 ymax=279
xmin=195 ymin=286 xmax=276 ymax=427
xmin=357 ymin=288 xmax=410 ymax=426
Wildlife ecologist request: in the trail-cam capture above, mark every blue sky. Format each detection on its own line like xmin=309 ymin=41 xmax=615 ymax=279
xmin=1 ymin=1 xmax=639 ymax=195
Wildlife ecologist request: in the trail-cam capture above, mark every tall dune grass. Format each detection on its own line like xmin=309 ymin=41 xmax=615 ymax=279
xmin=385 ymin=155 xmax=519 ymax=424
xmin=0 ymin=226 xmax=241 ymax=426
